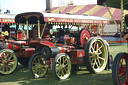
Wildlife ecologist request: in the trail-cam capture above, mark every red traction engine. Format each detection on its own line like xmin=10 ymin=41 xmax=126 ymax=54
xmin=0 ymin=36 xmax=35 ymax=75
xmin=28 ymin=29 xmax=109 ymax=80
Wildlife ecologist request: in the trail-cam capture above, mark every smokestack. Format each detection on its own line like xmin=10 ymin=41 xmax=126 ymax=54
xmin=0 ymin=9 xmax=1 ymax=13
xmin=45 ymin=0 xmax=52 ymax=13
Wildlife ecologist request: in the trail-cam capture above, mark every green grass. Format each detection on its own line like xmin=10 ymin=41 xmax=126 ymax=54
xmin=0 ymin=45 xmax=127 ymax=85
xmin=109 ymin=45 xmax=127 ymax=59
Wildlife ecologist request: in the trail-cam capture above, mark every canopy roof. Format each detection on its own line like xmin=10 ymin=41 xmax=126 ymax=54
xmin=15 ymin=12 xmax=109 ymax=24
xmin=0 ymin=13 xmax=15 ymax=24
xmin=52 ymin=4 xmax=128 ymax=22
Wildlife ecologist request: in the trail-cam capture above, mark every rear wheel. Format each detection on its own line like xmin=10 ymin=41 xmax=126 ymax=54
xmin=28 ymin=53 xmax=48 ymax=79
xmin=52 ymin=53 xmax=71 ymax=80
xmin=112 ymin=53 xmax=128 ymax=85
xmin=85 ymin=37 xmax=108 ymax=73
xmin=0 ymin=49 xmax=18 ymax=75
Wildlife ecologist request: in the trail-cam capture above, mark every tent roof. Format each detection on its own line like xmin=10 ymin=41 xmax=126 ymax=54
xmin=52 ymin=4 xmax=128 ymax=21
xmin=15 ymin=12 xmax=109 ymax=24
xmin=0 ymin=13 xmax=15 ymax=23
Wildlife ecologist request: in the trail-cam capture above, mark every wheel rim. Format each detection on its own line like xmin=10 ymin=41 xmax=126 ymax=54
xmin=55 ymin=55 xmax=71 ymax=80
xmin=118 ymin=55 xmax=128 ymax=84
xmin=0 ymin=51 xmax=17 ymax=74
xmin=89 ymin=39 xmax=107 ymax=72
xmin=31 ymin=54 xmax=48 ymax=78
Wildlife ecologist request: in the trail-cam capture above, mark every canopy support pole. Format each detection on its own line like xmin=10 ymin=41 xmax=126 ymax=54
xmin=38 ymin=19 xmax=41 ymax=39
xmin=26 ymin=20 xmax=29 ymax=39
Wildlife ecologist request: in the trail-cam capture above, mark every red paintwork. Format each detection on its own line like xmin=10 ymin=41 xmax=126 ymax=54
xmin=64 ymin=35 xmax=70 ymax=42
xmin=77 ymin=50 xmax=85 ymax=64
xmin=70 ymin=49 xmax=85 ymax=64
xmin=80 ymin=30 xmax=91 ymax=46
xmin=18 ymin=48 xmax=35 ymax=58
xmin=7 ymin=40 xmax=28 ymax=46
xmin=0 ymin=36 xmax=5 ymax=40
xmin=0 ymin=18 xmax=15 ymax=23
xmin=44 ymin=17 xmax=109 ymax=24
xmin=58 ymin=47 xmax=67 ymax=53
xmin=70 ymin=37 xmax=75 ymax=45
xmin=5 ymin=43 xmax=20 ymax=51
xmin=41 ymin=41 xmax=56 ymax=47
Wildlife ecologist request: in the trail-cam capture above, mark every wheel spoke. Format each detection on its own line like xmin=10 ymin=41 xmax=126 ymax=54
xmin=56 ymin=64 xmax=62 ymax=70
xmin=97 ymin=46 xmax=103 ymax=52
xmin=8 ymin=55 xmax=13 ymax=60
xmin=92 ymin=59 xmax=96 ymax=68
xmin=0 ymin=64 xmax=4 ymax=69
xmin=8 ymin=59 xmax=15 ymax=62
xmin=8 ymin=65 xmax=13 ymax=70
xmin=6 ymin=65 xmax=9 ymax=72
xmin=91 ymin=47 xmax=95 ymax=52
xmin=2 ymin=64 xmax=5 ymax=72
xmin=98 ymin=51 xmax=102 ymax=55
xmin=90 ymin=55 xmax=94 ymax=58
xmin=98 ymin=57 xmax=105 ymax=61
xmin=119 ymin=72 xmax=124 ymax=77
xmin=95 ymin=60 xmax=99 ymax=68
xmin=8 ymin=62 xmax=14 ymax=66
xmin=57 ymin=58 xmax=61 ymax=65
xmin=57 ymin=69 xmax=61 ymax=75
xmin=61 ymin=69 xmax=64 ymax=76
xmin=97 ymin=59 xmax=101 ymax=67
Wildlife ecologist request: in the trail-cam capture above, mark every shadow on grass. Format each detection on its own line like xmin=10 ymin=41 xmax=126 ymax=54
xmin=0 ymin=65 xmax=113 ymax=85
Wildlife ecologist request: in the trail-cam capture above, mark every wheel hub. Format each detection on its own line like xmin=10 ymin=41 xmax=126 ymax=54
xmin=59 ymin=64 xmax=65 ymax=69
xmin=3 ymin=59 xmax=9 ymax=65
xmin=36 ymin=63 xmax=42 ymax=69
xmin=92 ymin=51 xmax=98 ymax=59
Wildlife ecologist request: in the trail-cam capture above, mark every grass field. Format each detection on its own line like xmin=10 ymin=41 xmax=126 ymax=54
xmin=0 ymin=45 xmax=127 ymax=85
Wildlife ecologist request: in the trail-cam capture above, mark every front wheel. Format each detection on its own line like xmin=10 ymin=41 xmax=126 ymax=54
xmin=112 ymin=53 xmax=128 ymax=85
xmin=0 ymin=49 xmax=18 ymax=75
xmin=28 ymin=53 xmax=48 ymax=79
xmin=52 ymin=53 xmax=71 ymax=80
xmin=85 ymin=37 xmax=108 ymax=73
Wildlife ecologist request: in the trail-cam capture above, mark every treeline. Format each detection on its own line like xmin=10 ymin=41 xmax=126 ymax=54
xmin=104 ymin=0 xmax=128 ymax=10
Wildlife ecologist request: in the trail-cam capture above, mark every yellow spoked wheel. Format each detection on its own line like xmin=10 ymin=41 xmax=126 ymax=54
xmin=85 ymin=37 xmax=108 ymax=73
xmin=28 ymin=53 xmax=48 ymax=79
xmin=0 ymin=49 xmax=18 ymax=75
xmin=52 ymin=53 xmax=71 ymax=80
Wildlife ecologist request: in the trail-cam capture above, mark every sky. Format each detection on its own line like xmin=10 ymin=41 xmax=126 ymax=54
xmin=0 ymin=0 xmax=97 ymax=14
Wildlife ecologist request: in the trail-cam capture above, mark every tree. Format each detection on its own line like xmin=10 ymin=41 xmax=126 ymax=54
xmin=97 ymin=0 xmax=107 ymax=5
xmin=104 ymin=0 xmax=128 ymax=10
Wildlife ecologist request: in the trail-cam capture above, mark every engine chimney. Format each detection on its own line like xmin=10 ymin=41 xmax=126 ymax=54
xmin=45 ymin=0 xmax=52 ymax=13
xmin=0 ymin=9 xmax=1 ymax=13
